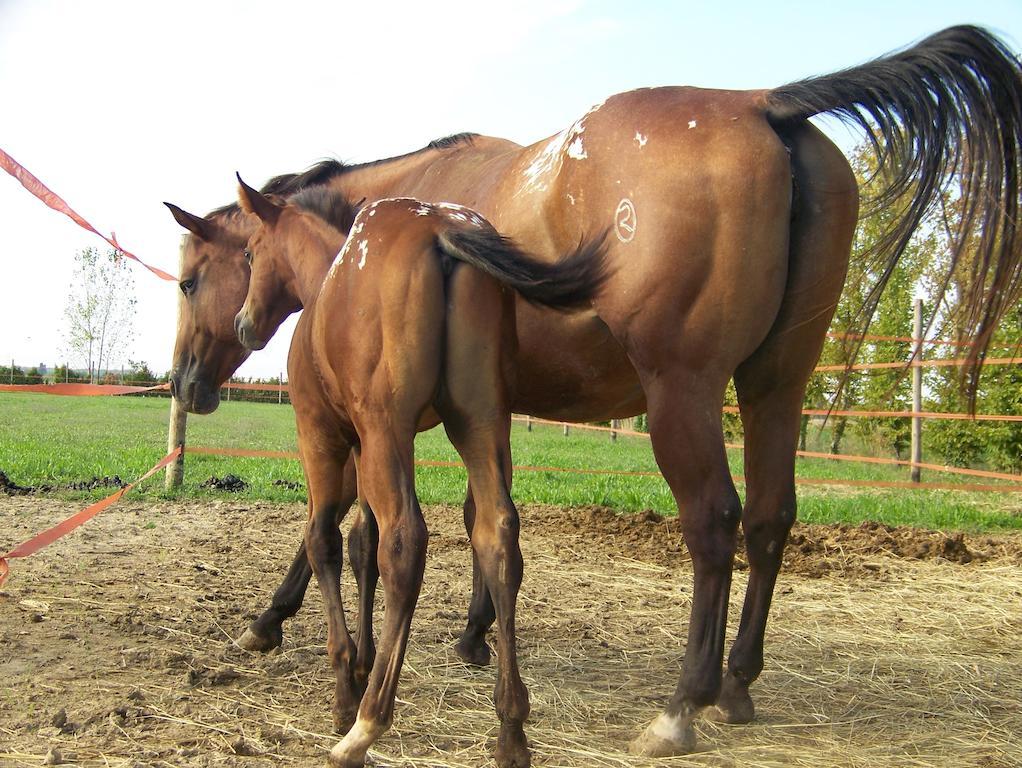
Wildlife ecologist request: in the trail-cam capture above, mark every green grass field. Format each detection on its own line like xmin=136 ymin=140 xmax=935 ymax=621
xmin=1 ymin=392 xmax=1019 ymax=531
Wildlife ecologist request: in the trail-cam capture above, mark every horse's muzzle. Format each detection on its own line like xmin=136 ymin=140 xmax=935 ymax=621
xmin=235 ymin=312 xmax=267 ymax=351
xmin=170 ymin=370 xmax=221 ymax=415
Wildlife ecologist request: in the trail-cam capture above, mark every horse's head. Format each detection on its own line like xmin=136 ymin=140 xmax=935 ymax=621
xmin=234 ymin=176 xmax=304 ymax=351
xmin=165 ymin=202 xmax=254 ymax=414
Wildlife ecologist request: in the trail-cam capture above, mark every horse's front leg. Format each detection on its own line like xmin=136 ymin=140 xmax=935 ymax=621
xmin=238 ymin=454 xmax=358 ymax=653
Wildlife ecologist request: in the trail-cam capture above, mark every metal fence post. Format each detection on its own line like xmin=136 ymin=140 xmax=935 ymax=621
xmin=911 ymin=298 xmax=923 ymax=483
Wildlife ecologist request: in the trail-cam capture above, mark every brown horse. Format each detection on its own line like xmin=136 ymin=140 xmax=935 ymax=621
xmin=233 ymin=179 xmax=606 ymax=767
xmin=166 ymin=26 xmax=1022 ymax=759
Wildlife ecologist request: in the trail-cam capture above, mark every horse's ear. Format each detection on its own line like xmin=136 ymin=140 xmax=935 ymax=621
xmin=236 ymin=173 xmax=282 ymax=226
xmin=164 ymin=202 xmax=217 ymax=242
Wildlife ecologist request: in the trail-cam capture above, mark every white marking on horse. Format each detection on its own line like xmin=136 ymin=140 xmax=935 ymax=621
xmin=566 ymin=136 xmax=587 ymax=160
xmin=635 ymin=132 xmax=648 ymax=148
xmin=519 ymin=99 xmax=605 ymax=195
xmin=327 ymin=239 xmax=355 ymax=278
xmin=437 ymin=202 xmax=486 ymax=227
xmin=615 ymin=198 xmax=637 ymax=243
xmin=688 ymin=120 xmax=697 ymax=129
xmin=414 ymin=204 xmax=432 ymax=216
xmin=566 ymin=193 xmax=576 ymax=206
xmin=521 ymin=131 xmax=568 ymax=194
xmin=357 ymin=239 xmax=369 ymax=270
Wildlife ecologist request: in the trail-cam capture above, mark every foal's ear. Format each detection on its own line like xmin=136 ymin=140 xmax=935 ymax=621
xmin=236 ymin=173 xmax=283 ymax=226
xmin=164 ymin=202 xmax=217 ymax=242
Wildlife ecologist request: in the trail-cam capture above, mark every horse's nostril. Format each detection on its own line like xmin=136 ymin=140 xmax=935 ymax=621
xmin=169 ymin=378 xmax=178 ymax=398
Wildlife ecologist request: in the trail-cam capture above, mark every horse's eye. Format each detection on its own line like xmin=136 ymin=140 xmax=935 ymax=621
xmin=244 ymin=249 xmax=252 ymax=265
xmin=179 ymin=278 xmax=196 ymax=295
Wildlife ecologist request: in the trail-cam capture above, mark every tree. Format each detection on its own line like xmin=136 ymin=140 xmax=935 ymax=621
xmin=62 ymin=247 xmax=137 ymax=383
xmin=126 ymin=359 xmax=161 ymax=385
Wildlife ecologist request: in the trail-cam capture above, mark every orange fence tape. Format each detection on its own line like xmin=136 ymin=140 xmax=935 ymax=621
xmin=0 ymin=447 xmax=182 ymax=587
xmin=814 ymin=356 xmax=1021 ymax=372
xmin=0 ymin=147 xmax=177 ymax=282
xmin=0 ymin=383 xmax=169 ymax=396
xmin=718 ymin=405 xmax=1022 ymax=423
xmin=185 ymin=445 xmax=1022 ymax=493
xmin=825 ymin=331 xmax=978 ymax=347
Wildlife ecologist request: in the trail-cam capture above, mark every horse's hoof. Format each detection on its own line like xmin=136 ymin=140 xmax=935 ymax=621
xmin=326 ymin=755 xmax=364 ymax=768
xmin=706 ymin=675 xmax=756 ymax=724
xmin=326 ymin=755 xmax=376 ymax=768
xmin=454 ymin=636 xmax=492 ymax=667
xmin=495 ymin=725 xmax=531 ymax=768
xmin=706 ymin=690 xmax=755 ymax=724
xmin=326 ymin=757 xmax=372 ymax=768
xmin=332 ymin=708 xmax=358 ymax=735
xmin=236 ymin=625 xmax=283 ymax=653
xmin=628 ymin=712 xmax=696 ymax=757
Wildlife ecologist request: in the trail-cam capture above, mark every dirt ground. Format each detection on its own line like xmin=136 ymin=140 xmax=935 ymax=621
xmin=1 ymin=497 xmax=1021 ymax=768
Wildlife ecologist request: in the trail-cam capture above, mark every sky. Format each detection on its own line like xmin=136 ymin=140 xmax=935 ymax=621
xmin=1 ymin=0 xmax=1020 ymax=379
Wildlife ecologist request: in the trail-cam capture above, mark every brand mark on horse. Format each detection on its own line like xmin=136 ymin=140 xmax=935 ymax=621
xmin=615 ymin=198 xmax=637 ymax=243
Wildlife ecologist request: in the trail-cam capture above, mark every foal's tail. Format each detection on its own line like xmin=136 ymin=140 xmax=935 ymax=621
xmin=766 ymin=25 xmax=1022 ymax=400
xmin=437 ymin=224 xmax=609 ymax=310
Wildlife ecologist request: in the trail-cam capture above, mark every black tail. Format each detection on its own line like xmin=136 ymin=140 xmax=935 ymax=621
xmin=767 ymin=25 xmax=1022 ymax=401
xmin=437 ymin=225 xmax=609 ymax=310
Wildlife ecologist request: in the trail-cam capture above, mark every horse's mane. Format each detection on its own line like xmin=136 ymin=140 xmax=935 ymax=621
xmin=205 ymin=132 xmax=477 ymax=220
xmin=290 ymin=187 xmax=361 ymax=235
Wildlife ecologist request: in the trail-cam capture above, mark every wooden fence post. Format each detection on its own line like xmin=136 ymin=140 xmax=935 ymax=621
xmin=562 ymin=422 xmax=569 ymax=436
xmin=610 ymin=418 xmax=619 ymax=442
xmin=526 ymin=415 xmax=532 ymax=432
xmin=165 ymin=397 xmax=187 ymax=490
xmin=911 ymin=298 xmax=923 ymax=483
xmin=278 ymin=372 xmax=284 ymax=405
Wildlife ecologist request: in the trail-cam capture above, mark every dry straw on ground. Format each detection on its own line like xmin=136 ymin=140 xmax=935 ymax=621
xmin=1 ymin=498 xmax=1020 ymax=767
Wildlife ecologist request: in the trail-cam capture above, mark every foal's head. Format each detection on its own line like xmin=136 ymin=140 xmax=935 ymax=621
xmin=164 ymin=202 xmax=254 ymax=414
xmin=234 ymin=176 xmax=359 ymax=351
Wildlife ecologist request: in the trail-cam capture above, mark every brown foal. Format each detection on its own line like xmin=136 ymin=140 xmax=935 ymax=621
xmin=233 ymin=179 xmax=606 ymax=767
xmin=166 ymin=26 xmax=1022 ymax=760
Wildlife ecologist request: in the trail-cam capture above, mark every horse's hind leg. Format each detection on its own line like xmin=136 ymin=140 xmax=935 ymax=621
xmin=709 ymin=372 xmax=803 ymax=724
xmin=347 ymin=493 xmax=379 ymax=693
xmin=328 ymin=427 xmax=427 ymax=768
xmin=440 ymin=270 xmax=530 ymax=768
xmin=629 ymin=370 xmax=742 ymax=757
xmin=444 ymin=415 xmax=530 ymax=767
xmin=712 ymin=121 xmax=857 ymax=724
xmin=238 ymin=454 xmax=358 ymax=653
xmin=454 ymin=488 xmax=498 ymax=667
xmin=298 ymin=429 xmax=362 ymax=735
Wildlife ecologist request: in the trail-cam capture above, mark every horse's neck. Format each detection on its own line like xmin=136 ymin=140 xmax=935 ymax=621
xmin=290 ymin=224 xmax=346 ymax=307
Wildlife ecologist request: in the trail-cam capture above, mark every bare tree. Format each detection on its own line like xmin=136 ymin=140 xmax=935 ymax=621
xmin=62 ymin=247 xmax=137 ymax=383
